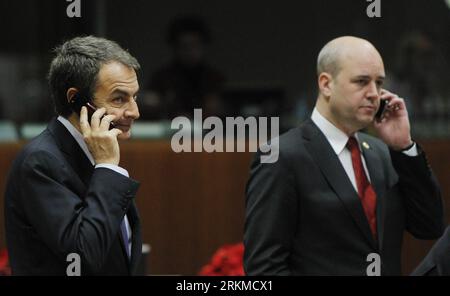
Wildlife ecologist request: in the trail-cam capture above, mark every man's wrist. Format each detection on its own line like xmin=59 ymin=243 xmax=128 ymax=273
xmin=390 ymin=139 xmax=414 ymax=152
xmin=95 ymin=164 xmax=129 ymax=177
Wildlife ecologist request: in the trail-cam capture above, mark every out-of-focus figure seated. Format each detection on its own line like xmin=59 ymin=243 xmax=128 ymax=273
xmin=143 ymin=15 xmax=226 ymax=120
xmin=385 ymin=31 xmax=450 ymax=122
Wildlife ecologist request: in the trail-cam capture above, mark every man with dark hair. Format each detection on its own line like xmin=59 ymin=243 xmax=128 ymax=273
xmin=144 ymin=15 xmax=226 ymax=119
xmin=166 ymin=15 xmax=212 ymax=47
xmin=244 ymin=36 xmax=445 ymax=275
xmin=4 ymin=36 xmax=142 ymax=275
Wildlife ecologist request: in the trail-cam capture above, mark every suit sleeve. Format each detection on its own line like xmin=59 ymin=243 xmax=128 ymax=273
xmin=18 ymin=150 xmax=140 ymax=274
xmin=390 ymin=145 xmax=445 ymax=239
xmin=244 ymin=150 xmax=298 ymax=275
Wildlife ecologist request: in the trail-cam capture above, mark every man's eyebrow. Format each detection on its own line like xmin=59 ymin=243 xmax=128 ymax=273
xmin=110 ymin=88 xmax=140 ymax=97
xmin=352 ymin=75 xmax=385 ymax=80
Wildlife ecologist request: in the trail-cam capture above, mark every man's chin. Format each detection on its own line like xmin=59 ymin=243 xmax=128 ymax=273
xmin=354 ymin=116 xmax=373 ymax=130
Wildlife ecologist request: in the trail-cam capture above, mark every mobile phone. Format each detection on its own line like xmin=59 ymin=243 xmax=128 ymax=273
xmin=69 ymin=92 xmax=88 ymax=117
xmin=375 ymin=99 xmax=388 ymax=120
xmin=69 ymin=93 xmax=115 ymax=130
xmin=86 ymin=102 xmax=116 ymax=130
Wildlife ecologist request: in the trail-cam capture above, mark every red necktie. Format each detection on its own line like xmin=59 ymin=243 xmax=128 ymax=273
xmin=347 ymin=136 xmax=377 ymax=239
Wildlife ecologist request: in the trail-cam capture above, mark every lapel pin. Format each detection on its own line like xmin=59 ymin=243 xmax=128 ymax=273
xmin=362 ymin=142 xmax=370 ymax=149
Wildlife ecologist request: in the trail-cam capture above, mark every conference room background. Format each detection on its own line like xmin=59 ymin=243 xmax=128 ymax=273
xmin=0 ymin=0 xmax=449 ymax=275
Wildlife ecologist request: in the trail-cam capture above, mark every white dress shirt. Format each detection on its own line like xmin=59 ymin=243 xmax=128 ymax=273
xmin=57 ymin=116 xmax=132 ymax=256
xmin=311 ymin=108 xmax=418 ymax=192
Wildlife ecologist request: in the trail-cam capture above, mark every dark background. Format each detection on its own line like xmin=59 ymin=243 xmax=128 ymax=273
xmin=0 ymin=0 xmax=449 ymax=275
xmin=0 ymin=0 xmax=449 ymax=124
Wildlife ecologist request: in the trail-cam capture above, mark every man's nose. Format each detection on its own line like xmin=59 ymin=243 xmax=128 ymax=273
xmin=125 ymin=99 xmax=140 ymax=120
xmin=366 ymin=81 xmax=380 ymax=101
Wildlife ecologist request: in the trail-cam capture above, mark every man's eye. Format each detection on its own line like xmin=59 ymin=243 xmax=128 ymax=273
xmin=355 ymin=79 xmax=367 ymax=85
xmin=133 ymin=95 xmax=138 ymax=101
xmin=113 ymin=97 xmax=124 ymax=104
xmin=376 ymin=80 xmax=383 ymax=87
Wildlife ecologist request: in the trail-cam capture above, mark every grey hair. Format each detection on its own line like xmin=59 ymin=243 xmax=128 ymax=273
xmin=47 ymin=35 xmax=140 ymax=117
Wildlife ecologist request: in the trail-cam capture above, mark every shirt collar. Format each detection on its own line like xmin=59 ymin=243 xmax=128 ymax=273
xmin=57 ymin=116 xmax=95 ymax=166
xmin=311 ymin=108 xmax=356 ymax=155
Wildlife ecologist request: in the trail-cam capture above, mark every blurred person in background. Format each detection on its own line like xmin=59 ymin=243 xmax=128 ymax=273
xmin=143 ymin=15 xmax=226 ymax=119
xmin=386 ymin=31 xmax=450 ymax=122
xmin=412 ymin=225 xmax=450 ymax=275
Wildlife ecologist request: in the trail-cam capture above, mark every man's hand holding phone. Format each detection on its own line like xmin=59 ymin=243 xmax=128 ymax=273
xmin=373 ymin=89 xmax=413 ymax=151
xmin=79 ymin=106 xmax=122 ymax=165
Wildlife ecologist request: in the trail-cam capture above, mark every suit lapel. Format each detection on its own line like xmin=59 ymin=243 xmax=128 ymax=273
xmin=357 ymin=133 xmax=387 ymax=250
xmin=302 ymin=120 xmax=377 ymax=249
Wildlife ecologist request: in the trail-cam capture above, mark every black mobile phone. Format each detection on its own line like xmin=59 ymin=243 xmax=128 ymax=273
xmin=69 ymin=93 xmax=115 ymax=130
xmin=375 ymin=99 xmax=388 ymax=120
xmin=69 ymin=93 xmax=88 ymax=117
xmin=85 ymin=102 xmax=116 ymax=130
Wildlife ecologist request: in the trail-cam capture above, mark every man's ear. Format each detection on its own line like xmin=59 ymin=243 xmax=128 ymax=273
xmin=318 ymin=72 xmax=333 ymax=98
xmin=66 ymin=88 xmax=79 ymax=104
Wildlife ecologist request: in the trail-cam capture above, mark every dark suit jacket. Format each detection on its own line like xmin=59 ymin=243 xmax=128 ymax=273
xmin=4 ymin=118 xmax=142 ymax=275
xmin=244 ymin=119 xmax=445 ymax=275
xmin=411 ymin=226 xmax=450 ymax=276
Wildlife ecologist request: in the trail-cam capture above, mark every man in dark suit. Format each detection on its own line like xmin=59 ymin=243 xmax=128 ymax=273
xmin=4 ymin=36 xmax=142 ymax=275
xmin=244 ymin=36 xmax=445 ymax=275
xmin=412 ymin=226 xmax=450 ymax=276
